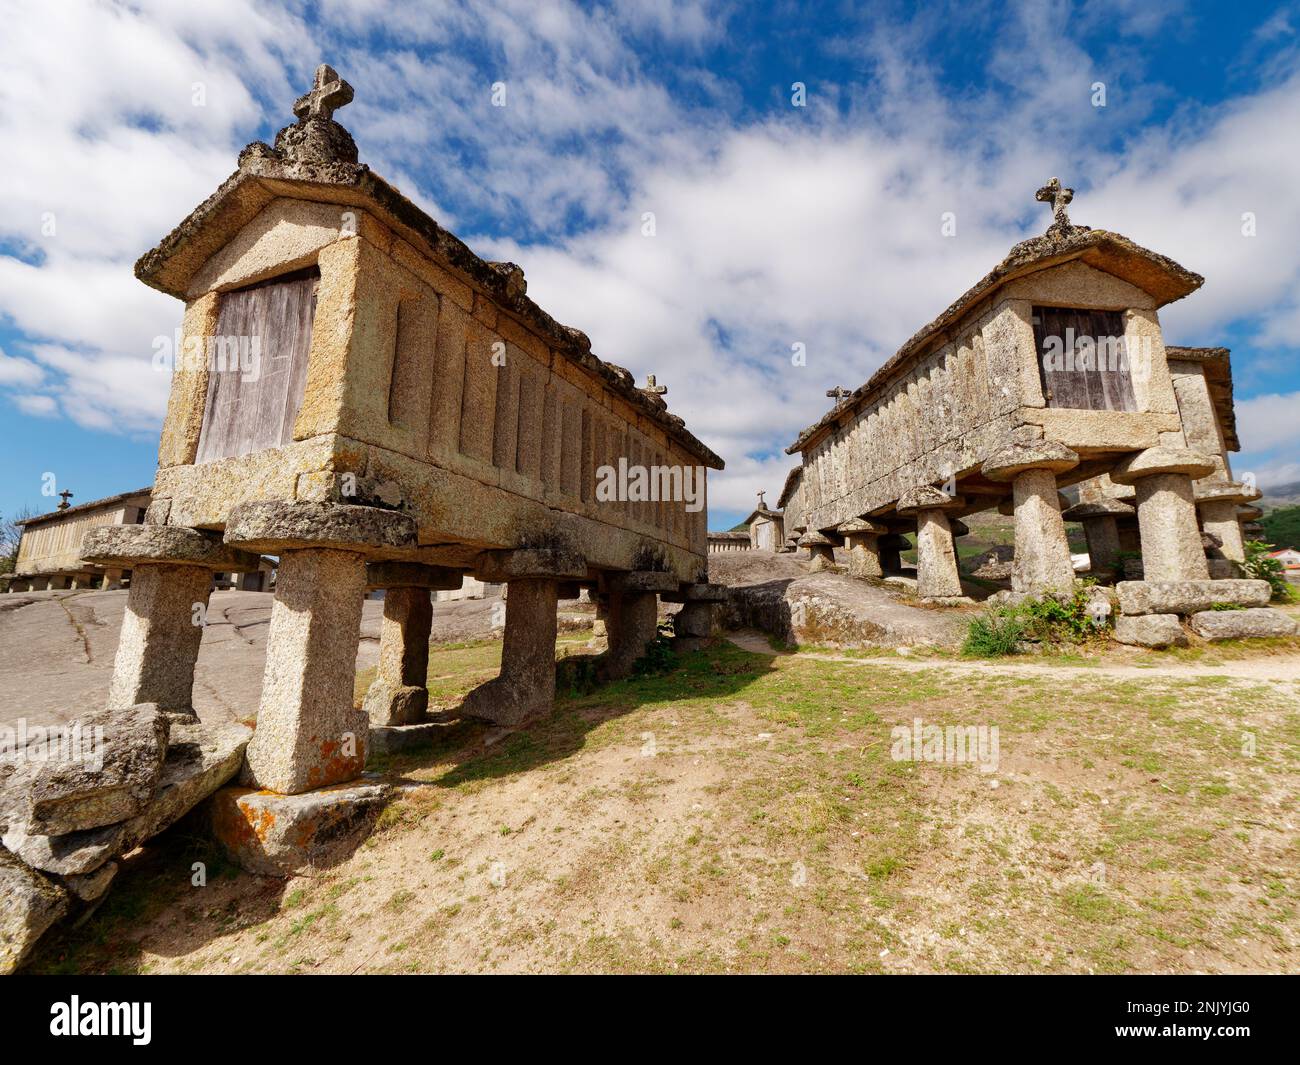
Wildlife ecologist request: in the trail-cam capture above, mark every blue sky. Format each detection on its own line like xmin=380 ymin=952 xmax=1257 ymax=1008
xmin=2 ymin=0 xmax=1299 ymax=533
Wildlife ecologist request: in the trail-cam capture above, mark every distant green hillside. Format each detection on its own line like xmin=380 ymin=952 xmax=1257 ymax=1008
xmin=1261 ymin=504 xmax=1300 ymax=550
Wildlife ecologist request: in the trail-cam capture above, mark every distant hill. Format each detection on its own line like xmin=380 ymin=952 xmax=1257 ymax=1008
xmin=1261 ymin=481 xmax=1300 ymax=510
xmin=1261 ymin=504 xmax=1300 ymax=551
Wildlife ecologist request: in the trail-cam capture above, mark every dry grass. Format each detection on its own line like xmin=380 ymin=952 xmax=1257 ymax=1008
xmin=28 ymin=637 xmax=1299 ymax=975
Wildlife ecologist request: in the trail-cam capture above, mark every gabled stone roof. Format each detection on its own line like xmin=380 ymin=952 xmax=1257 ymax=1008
xmin=777 ymin=466 xmax=803 ymax=509
xmin=786 ymin=219 xmax=1205 ymax=455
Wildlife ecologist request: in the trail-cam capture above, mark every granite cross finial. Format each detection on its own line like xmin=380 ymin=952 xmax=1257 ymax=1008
xmin=57 ymin=489 xmax=74 ymax=511
xmin=643 ymin=374 xmax=667 ymax=396
xmin=1035 ymin=176 xmax=1074 ymax=228
xmin=293 ymin=64 xmax=354 ymax=122
xmin=756 ymin=489 xmax=767 ymax=508
xmin=826 ymin=386 xmax=851 ymax=404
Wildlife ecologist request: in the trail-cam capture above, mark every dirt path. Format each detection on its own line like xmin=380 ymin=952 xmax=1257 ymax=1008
xmin=726 ymin=630 xmax=1300 ymax=684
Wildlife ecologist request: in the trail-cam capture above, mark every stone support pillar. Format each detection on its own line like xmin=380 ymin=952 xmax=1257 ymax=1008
xmin=983 ymin=441 xmax=1079 ymax=595
xmin=80 ymin=525 xmax=260 ymax=718
xmin=460 ymin=546 xmax=587 ymax=726
xmin=1112 ymin=448 xmax=1216 ymax=583
xmin=896 ymin=485 xmax=965 ymax=600
xmin=362 ymin=562 xmax=462 ymax=726
xmin=1194 ymin=482 xmax=1257 ymax=566
xmin=1061 ymin=499 xmax=1132 ymax=578
xmin=797 ymin=530 xmax=836 ymax=570
xmin=223 ymin=501 xmax=418 ymax=793
xmin=836 ymin=518 xmax=888 ymax=579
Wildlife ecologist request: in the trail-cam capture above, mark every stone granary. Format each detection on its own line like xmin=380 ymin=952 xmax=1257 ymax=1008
xmin=781 ymin=178 xmax=1290 ymax=638
xmin=80 ymin=67 xmax=724 ymax=819
xmin=3 ymin=488 xmax=150 ymax=592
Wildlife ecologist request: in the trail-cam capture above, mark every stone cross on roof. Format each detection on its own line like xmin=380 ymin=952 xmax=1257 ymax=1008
xmin=57 ymin=489 xmax=73 ymax=511
xmin=643 ymin=374 xmax=667 ymax=396
xmin=293 ymin=64 xmax=354 ymax=122
xmin=826 ymin=386 xmax=851 ymax=404
xmin=1035 ymin=176 xmax=1074 ymax=229
xmin=756 ymin=489 xmax=767 ymax=508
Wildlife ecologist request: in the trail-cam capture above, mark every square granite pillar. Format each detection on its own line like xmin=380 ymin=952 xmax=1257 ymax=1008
xmin=459 ymin=546 xmax=587 ymax=726
xmin=244 ymin=547 xmax=369 ymax=793
xmin=223 ymin=501 xmax=420 ymax=794
xmin=108 ymin=563 xmax=212 ymax=715
xmin=360 ymin=562 xmax=462 ymax=727
xmin=1197 ymin=493 xmax=1249 ymax=565
xmin=80 ymin=524 xmax=261 ymax=719
xmin=363 ymin=586 xmax=433 ymax=726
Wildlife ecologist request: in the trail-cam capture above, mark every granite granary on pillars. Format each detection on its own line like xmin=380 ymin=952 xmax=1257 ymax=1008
xmin=780 ymin=177 xmax=1295 ymax=643
xmin=77 ymin=65 xmax=724 ymax=874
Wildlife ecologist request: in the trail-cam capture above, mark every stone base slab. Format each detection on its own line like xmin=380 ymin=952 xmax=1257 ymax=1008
xmin=1113 ymin=613 xmax=1187 ymax=648
xmin=209 ymin=781 xmax=390 ymax=877
xmin=1188 ymin=608 xmax=1298 ymax=641
xmin=367 ymin=721 xmax=451 ymax=755
xmin=1117 ymin=579 xmax=1271 ymax=616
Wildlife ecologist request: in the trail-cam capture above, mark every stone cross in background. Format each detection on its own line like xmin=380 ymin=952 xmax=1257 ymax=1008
xmin=826 ymin=386 xmax=851 ymax=404
xmin=643 ymin=374 xmax=667 ymax=397
xmin=756 ymin=489 xmax=767 ymax=509
xmin=57 ymin=490 xmax=74 ymax=511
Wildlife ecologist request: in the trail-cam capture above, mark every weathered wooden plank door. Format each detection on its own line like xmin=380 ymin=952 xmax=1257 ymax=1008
xmin=1032 ymin=306 xmax=1137 ymax=411
xmin=195 ymin=267 xmax=318 ymax=464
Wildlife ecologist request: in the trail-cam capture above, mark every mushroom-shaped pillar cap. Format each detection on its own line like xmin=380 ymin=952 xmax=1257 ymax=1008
xmin=981 ymin=440 xmax=1080 ymax=482
xmin=1194 ymin=480 xmax=1262 ymax=505
xmin=837 ymin=517 xmax=889 ymax=536
xmin=1237 ymin=504 xmax=1264 ymax=521
xmin=798 ymin=530 xmax=835 ymax=547
xmin=1061 ymin=498 xmax=1135 ymax=521
xmin=224 ymin=501 xmax=417 ymax=555
xmin=896 ymin=484 xmax=965 ymax=515
xmin=81 ymin=524 xmax=262 ymax=572
xmin=1110 ymin=446 xmax=1215 ymax=485
xmin=949 ymin=518 xmax=970 ymax=537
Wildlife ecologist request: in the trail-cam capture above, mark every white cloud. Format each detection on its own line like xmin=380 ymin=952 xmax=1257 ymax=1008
xmin=12 ymin=394 xmax=57 ymax=417
xmin=3 ymin=0 xmax=1300 ymax=524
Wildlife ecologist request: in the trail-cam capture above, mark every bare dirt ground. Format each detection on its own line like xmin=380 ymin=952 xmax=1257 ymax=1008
xmin=19 ymin=596 xmax=1300 ymax=975
xmin=0 ymin=588 xmax=591 ymax=730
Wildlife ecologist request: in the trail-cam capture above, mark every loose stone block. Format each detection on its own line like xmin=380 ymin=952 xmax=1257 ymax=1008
xmin=1116 ymin=579 xmax=1271 ymax=616
xmin=363 ymin=586 xmax=433 ymax=726
xmin=108 ymin=564 xmax=213 ymax=715
xmin=1113 ymin=614 xmax=1186 ymax=648
xmin=460 ymin=578 xmax=559 ymax=726
xmin=243 ymin=548 xmax=369 ymax=794
xmin=210 ymin=781 xmax=390 ymax=877
xmin=0 ymin=848 xmax=69 ymax=975
xmin=2 ymin=822 xmax=126 ymax=877
xmin=27 ymin=704 xmax=169 ymax=836
xmin=1188 ymin=608 xmax=1298 ymax=641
